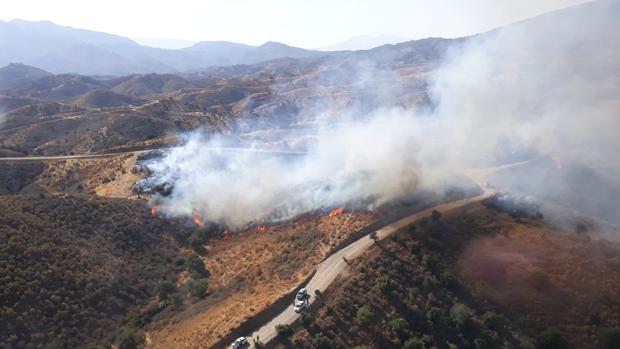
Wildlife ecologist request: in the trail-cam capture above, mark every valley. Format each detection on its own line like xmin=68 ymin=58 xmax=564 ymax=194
xmin=1 ymin=1 xmax=620 ymax=349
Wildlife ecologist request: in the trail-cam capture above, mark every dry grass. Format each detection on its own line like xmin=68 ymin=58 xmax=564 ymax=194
xmin=31 ymin=154 xmax=141 ymax=197
xmin=146 ymin=211 xmax=375 ymax=349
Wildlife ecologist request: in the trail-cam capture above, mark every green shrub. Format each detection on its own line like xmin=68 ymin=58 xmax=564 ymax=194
xmin=356 ymin=305 xmax=374 ymax=326
xmin=538 ymin=327 xmax=569 ymax=349
xmin=376 ymin=275 xmax=398 ymax=294
xmin=116 ymin=327 xmax=144 ymax=349
xmin=450 ymin=303 xmax=472 ymax=326
xmin=275 ymin=324 xmax=293 ymax=338
xmin=441 ymin=271 xmax=458 ymax=289
xmin=186 ymin=254 xmax=209 ymax=279
xmin=314 ymin=334 xmax=334 ymax=349
xmin=189 ymin=278 xmax=209 ymax=298
xmin=157 ymin=280 xmax=177 ymax=301
xmin=403 ymin=337 xmax=426 ymax=349
xmin=300 ymin=312 xmax=315 ymax=326
xmin=388 ymin=317 xmax=409 ymax=337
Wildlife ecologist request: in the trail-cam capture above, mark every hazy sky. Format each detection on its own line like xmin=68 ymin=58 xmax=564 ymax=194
xmin=0 ymin=0 xmax=591 ymax=48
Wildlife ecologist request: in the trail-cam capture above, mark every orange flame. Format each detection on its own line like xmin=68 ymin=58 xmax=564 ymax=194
xmin=151 ymin=205 xmax=161 ymax=217
xmin=329 ymin=207 xmax=345 ymax=217
xmin=223 ymin=229 xmax=230 ymax=239
xmin=256 ymin=225 xmax=266 ymax=233
xmin=192 ymin=212 xmax=204 ymax=227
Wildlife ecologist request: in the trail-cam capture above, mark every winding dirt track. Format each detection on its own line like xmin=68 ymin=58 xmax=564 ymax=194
xmin=244 ymin=161 xmax=534 ymax=348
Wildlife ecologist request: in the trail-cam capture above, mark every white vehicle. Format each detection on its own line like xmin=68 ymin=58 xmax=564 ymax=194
xmin=296 ymin=288 xmax=308 ymax=301
xmin=231 ymin=337 xmax=247 ymax=349
xmin=294 ymin=299 xmax=307 ymax=313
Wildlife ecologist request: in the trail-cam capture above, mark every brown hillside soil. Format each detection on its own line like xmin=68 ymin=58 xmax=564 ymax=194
xmin=278 ymin=202 xmax=620 ymax=349
xmin=29 ymin=154 xmax=142 ymax=197
xmin=147 ymin=211 xmax=375 ymax=349
xmin=459 ymin=214 xmax=620 ymax=345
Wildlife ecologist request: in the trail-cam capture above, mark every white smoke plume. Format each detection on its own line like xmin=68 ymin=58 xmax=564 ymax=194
xmin=150 ymin=0 xmax=620 ymax=228
xmin=148 ymin=110 xmax=448 ymax=228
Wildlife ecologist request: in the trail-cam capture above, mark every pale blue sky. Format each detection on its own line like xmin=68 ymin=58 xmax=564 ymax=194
xmin=0 ymin=0 xmax=591 ymax=48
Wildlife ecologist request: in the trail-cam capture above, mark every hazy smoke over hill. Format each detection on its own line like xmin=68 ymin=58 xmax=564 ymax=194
xmin=150 ymin=0 xmax=620 ymax=228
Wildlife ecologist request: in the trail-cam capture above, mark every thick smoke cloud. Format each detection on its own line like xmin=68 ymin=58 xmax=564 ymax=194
xmin=148 ymin=110 xmax=444 ymax=228
xmin=429 ymin=0 xmax=620 ymax=175
xmin=150 ymin=0 xmax=620 ymax=228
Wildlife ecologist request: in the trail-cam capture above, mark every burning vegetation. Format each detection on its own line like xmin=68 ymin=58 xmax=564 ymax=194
xmin=329 ymin=207 xmax=345 ymax=217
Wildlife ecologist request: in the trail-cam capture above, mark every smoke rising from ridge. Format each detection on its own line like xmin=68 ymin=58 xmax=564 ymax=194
xmin=150 ymin=0 xmax=620 ymax=228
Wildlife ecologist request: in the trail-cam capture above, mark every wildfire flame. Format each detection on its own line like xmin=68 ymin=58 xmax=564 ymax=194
xmin=151 ymin=205 xmax=161 ymax=217
xmin=223 ymin=229 xmax=230 ymax=239
xmin=256 ymin=225 xmax=266 ymax=233
xmin=329 ymin=207 xmax=345 ymax=217
xmin=192 ymin=212 xmax=204 ymax=227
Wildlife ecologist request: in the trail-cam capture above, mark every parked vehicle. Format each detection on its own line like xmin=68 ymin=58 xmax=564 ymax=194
xmin=231 ymin=337 xmax=247 ymax=349
xmin=296 ymin=288 xmax=308 ymax=301
xmin=294 ymin=300 xmax=307 ymax=313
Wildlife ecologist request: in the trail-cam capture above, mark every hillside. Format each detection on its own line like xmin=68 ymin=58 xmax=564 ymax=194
xmin=0 ymin=63 xmax=51 ymax=88
xmin=4 ymin=74 xmax=104 ymax=100
xmin=73 ymin=89 xmax=145 ymax=108
xmin=274 ymin=200 xmax=620 ymax=349
xmin=0 ymin=192 xmax=191 ymax=348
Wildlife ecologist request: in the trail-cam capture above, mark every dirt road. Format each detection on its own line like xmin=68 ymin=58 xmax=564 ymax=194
xmin=0 ymin=147 xmax=310 ymax=162
xmin=244 ymin=161 xmax=533 ymax=348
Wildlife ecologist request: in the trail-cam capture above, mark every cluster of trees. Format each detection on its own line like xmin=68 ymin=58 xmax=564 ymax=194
xmin=0 ymin=194 xmax=188 ymax=348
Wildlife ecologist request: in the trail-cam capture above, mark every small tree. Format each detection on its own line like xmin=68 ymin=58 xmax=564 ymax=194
xmin=275 ymin=324 xmax=293 ymax=338
xmin=356 ymin=305 xmax=374 ymax=326
xmin=157 ymin=280 xmax=177 ymax=301
xmin=300 ymin=312 xmax=315 ymax=326
xmin=388 ymin=317 xmax=410 ymax=339
xmin=116 ymin=327 xmax=144 ymax=349
xmin=450 ymin=303 xmax=472 ymax=327
xmin=189 ymin=234 xmax=205 ymax=253
xmin=538 ymin=327 xmax=569 ymax=349
xmin=376 ymin=275 xmax=398 ymax=294
xmin=190 ymin=278 xmax=209 ymax=298
xmin=187 ymin=254 xmax=209 ymax=279
xmin=314 ymin=334 xmax=333 ymax=349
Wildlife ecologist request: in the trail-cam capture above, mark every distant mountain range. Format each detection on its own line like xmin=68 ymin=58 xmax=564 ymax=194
xmin=318 ymin=34 xmax=409 ymax=51
xmin=0 ymin=19 xmax=328 ymax=75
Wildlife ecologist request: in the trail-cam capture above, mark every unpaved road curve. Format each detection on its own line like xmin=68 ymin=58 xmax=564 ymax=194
xmin=245 ymin=161 xmax=534 ymax=348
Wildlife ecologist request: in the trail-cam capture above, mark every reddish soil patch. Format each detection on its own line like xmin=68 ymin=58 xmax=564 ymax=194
xmin=459 ymin=222 xmax=620 ymax=333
